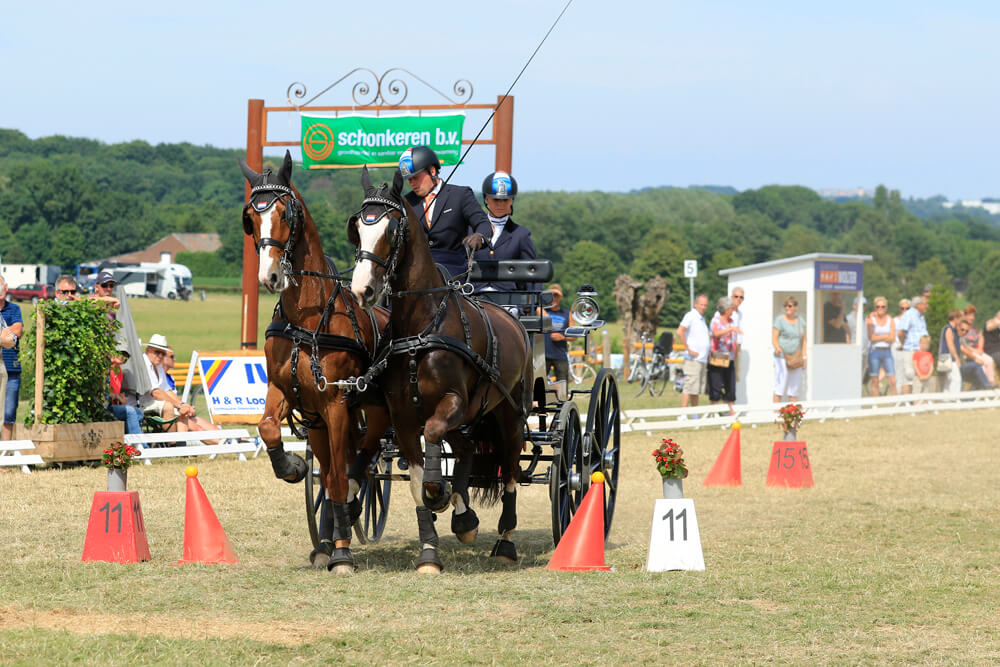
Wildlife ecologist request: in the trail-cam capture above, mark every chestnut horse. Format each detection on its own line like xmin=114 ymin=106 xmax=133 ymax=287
xmin=240 ymin=151 xmax=389 ymax=573
xmin=347 ymin=167 xmax=532 ymax=573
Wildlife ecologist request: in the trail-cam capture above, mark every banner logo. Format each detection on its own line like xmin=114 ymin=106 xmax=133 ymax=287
xmin=302 ymin=123 xmax=336 ymax=161
xmin=200 ymin=359 xmax=232 ymax=393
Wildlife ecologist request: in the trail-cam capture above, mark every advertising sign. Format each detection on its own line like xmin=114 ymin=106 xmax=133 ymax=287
xmin=198 ymin=354 xmax=268 ymax=420
xmin=300 ymin=114 xmax=465 ymax=168
xmin=814 ymin=261 xmax=863 ymax=291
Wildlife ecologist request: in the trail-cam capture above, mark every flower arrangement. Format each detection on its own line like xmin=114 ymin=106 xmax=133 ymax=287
xmin=776 ymin=403 xmax=805 ymax=433
xmin=102 ymin=442 xmax=141 ymax=470
xmin=652 ymin=438 xmax=688 ymax=479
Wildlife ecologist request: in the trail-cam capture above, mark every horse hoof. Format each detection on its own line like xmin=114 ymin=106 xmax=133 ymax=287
xmin=326 ymin=547 xmax=358 ymax=574
xmin=455 ymin=528 xmax=478 ymax=544
xmin=490 ymin=539 xmax=518 ymax=563
xmin=452 ymin=508 xmax=479 ymax=544
xmin=330 ymin=563 xmax=356 ymax=575
xmin=282 ymin=453 xmax=308 ymax=484
xmin=310 ymin=551 xmax=331 ymax=569
xmin=416 ymin=547 xmax=443 ymax=574
xmin=422 ymin=483 xmax=452 ymax=513
xmin=416 ymin=563 xmax=442 ymax=575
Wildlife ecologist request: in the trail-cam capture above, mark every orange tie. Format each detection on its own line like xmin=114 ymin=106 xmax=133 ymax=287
xmin=423 ymin=193 xmax=435 ymax=228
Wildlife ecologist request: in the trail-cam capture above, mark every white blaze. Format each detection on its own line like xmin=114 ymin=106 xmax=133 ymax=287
xmin=350 ymin=214 xmax=391 ymax=302
xmin=257 ymin=207 xmax=281 ymax=285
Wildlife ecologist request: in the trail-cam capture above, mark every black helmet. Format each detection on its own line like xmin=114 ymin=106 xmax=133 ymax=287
xmin=482 ymin=171 xmax=517 ymax=199
xmin=398 ymin=146 xmax=441 ymax=179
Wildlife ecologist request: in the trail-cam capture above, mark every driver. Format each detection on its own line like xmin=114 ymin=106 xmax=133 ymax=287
xmin=399 ymin=146 xmax=491 ymax=278
xmin=473 ymin=171 xmax=537 ymax=292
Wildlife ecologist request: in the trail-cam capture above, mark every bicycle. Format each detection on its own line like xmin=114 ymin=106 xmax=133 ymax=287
xmin=568 ymin=339 xmax=598 ymax=385
xmin=629 ymin=332 xmax=675 ymax=398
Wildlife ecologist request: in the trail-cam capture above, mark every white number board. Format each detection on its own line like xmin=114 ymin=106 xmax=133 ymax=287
xmin=683 ymin=260 xmax=698 ymax=278
xmin=646 ymin=499 xmax=705 ymax=571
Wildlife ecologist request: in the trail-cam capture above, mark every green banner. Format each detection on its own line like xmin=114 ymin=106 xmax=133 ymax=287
xmin=300 ymin=114 xmax=465 ymax=169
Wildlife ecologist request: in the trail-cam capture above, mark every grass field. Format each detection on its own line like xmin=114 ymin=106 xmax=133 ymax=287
xmin=4 ymin=295 xmax=998 ymax=663
xmin=2 ymin=410 xmax=999 ymax=664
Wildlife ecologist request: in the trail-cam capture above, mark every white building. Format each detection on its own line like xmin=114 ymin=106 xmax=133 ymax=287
xmin=720 ymin=253 xmax=872 ymax=405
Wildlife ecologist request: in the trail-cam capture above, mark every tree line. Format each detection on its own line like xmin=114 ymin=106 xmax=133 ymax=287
xmin=2 ymin=128 xmax=999 ymax=325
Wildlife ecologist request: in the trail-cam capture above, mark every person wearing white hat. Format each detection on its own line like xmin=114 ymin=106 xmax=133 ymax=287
xmin=139 ymin=333 xmax=194 ymax=428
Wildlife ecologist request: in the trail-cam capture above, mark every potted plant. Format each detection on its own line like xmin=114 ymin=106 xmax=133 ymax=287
xmin=653 ymin=437 xmax=688 ymax=499
xmin=776 ymin=403 xmax=805 ymax=440
xmin=102 ymin=441 xmax=141 ymax=491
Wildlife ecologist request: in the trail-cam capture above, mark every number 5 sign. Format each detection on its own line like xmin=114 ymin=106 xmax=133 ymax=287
xmin=766 ymin=441 xmax=814 ymax=488
xmin=646 ymin=499 xmax=705 ymax=571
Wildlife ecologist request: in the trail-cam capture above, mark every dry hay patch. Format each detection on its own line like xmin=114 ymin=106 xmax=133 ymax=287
xmin=0 ymin=605 xmax=349 ymax=646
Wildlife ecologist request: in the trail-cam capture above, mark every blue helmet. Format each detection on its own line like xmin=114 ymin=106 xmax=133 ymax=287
xmin=398 ymin=146 xmax=441 ymax=179
xmin=482 ymin=171 xmax=517 ymax=199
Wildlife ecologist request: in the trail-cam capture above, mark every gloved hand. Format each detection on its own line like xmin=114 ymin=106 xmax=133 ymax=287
xmin=461 ymin=233 xmax=486 ymax=251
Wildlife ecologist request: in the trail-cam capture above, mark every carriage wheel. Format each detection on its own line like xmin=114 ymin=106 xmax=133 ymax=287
xmin=549 ymin=401 xmax=583 ymax=546
xmin=352 ymin=449 xmax=392 ymax=544
xmin=584 ymin=369 xmax=622 ymax=539
xmin=304 ymin=441 xmax=325 ymax=550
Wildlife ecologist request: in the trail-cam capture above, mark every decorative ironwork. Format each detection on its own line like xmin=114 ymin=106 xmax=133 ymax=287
xmin=287 ymin=68 xmax=474 ymax=108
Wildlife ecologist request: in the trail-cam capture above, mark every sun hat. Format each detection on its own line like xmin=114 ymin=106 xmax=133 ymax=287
xmin=144 ymin=333 xmax=170 ymax=352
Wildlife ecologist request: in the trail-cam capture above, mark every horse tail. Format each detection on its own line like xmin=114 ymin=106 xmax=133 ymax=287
xmin=470 ymin=438 xmax=504 ymax=507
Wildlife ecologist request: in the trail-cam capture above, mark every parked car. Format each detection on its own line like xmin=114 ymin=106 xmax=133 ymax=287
xmin=7 ymin=283 xmax=56 ymax=304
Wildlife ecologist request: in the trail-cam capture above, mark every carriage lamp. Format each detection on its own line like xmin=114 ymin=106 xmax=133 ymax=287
xmin=571 ymin=285 xmax=600 ymax=326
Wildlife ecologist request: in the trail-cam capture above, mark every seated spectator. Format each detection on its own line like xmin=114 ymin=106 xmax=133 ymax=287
xmin=985 ymin=310 xmax=1000 ymax=373
xmin=139 ymin=334 xmax=193 ymax=431
xmin=163 ymin=347 xmax=178 ymax=391
xmin=956 ymin=319 xmax=991 ymax=390
xmin=961 ymin=304 xmax=994 ymax=386
xmin=162 ymin=347 xmax=221 ymax=441
xmin=108 ymin=344 xmax=142 ymax=435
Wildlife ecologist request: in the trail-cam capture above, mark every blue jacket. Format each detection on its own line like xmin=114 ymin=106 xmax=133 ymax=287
xmin=473 ymin=218 xmax=538 ymax=291
xmin=405 ymin=183 xmax=491 ymax=277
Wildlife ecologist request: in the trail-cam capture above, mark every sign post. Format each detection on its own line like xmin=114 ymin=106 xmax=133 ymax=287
xmin=683 ymin=260 xmax=698 ymax=310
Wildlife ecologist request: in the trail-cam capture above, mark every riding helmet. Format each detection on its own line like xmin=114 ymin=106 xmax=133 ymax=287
xmin=398 ymin=146 xmax=441 ymax=179
xmin=482 ymin=171 xmax=518 ymax=200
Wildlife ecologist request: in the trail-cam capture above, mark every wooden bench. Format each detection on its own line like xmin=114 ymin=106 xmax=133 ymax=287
xmin=124 ymin=428 xmax=255 ymax=463
xmin=171 ymin=361 xmax=201 ymax=388
xmin=0 ymin=440 xmax=45 ymax=474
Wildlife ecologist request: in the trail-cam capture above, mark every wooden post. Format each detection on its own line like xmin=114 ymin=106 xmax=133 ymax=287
xmin=494 ymin=95 xmax=514 ymax=172
xmin=34 ymin=309 xmax=44 ymax=425
xmin=241 ymin=98 xmax=265 ymax=350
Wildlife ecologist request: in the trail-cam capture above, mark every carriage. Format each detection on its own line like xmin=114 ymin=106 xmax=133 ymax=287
xmin=302 ymin=260 xmax=622 ymax=552
xmin=242 ymin=152 xmax=620 ymax=572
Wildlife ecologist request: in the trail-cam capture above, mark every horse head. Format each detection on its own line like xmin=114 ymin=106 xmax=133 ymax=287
xmin=239 ymin=150 xmax=300 ymax=293
xmin=347 ymin=166 xmax=407 ymax=308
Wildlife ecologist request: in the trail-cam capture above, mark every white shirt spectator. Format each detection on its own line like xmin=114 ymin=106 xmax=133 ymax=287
xmin=679 ymin=308 xmax=710 ymax=362
xmin=731 ymin=307 xmax=744 ymax=346
xmin=141 ymin=353 xmax=169 ymax=401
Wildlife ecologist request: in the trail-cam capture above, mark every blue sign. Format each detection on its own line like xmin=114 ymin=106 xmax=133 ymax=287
xmin=815 ymin=262 xmax=863 ymax=291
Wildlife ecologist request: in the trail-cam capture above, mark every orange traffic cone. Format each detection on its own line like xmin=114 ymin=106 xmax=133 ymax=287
xmin=703 ymin=423 xmax=742 ymax=487
xmin=548 ymin=472 xmax=611 ymax=571
xmin=175 ymin=466 xmax=238 ymax=564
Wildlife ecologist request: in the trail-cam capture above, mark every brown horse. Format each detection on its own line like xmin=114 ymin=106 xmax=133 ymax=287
xmin=347 ymin=167 xmax=532 ymax=573
xmin=240 ymin=151 xmax=389 ymax=574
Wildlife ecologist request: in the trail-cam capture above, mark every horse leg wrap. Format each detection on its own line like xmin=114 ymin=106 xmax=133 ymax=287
xmin=330 ymin=502 xmax=353 ymax=543
xmin=421 ymin=441 xmax=451 ymax=512
xmin=266 ymin=444 xmax=307 ymax=484
xmin=451 ymin=506 xmax=479 ymax=538
xmin=490 ymin=539 xmax=518 ymax=562
xmin=327 ymin=547 xmax=357 ymax=573
xmin=497 ymin=488 xmax=518 ymax=535
xmin=415 ymin=506 xmax=443 ymax=571
xmin=449 ymin=457 xmax=477 ymax=539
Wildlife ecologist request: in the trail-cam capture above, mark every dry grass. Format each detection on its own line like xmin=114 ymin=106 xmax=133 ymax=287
xmin=2 ymin=409 xmax=999 ymax=664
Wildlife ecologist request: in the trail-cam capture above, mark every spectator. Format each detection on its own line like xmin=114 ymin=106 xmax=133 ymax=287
xmin=0 ymin=277 xmax=24 ymax=440
xmin=161 ymin=347 xmax=222 ymax=440
xmin=892 ymin=298 xmax=910 ymax=388
xmin=163 ymin=347 xmax=178 ymax=391
xmin=542 ymin=284 xmax=571 ymax=389
xmin=473 ymin=171 xmax=537 ymax=292
xmin=708 ymin=296 xmax=740 ymax=415
xmin=984 ymin=310 xmax=1000 ymax=374
xmin=897 ymin=295 xmax=929 ymax=395
xmin=677 ymin=294 xmax=709 ymax=410
xmin=730 ymin=286 xmax=745 ymax=380
xmin=772 ymin=296 xmax=806 ymax=402
xmin=961 ymin=305 xmax=994 ymax=386
xmin=399 ymin=146 xmax=490 ymax=278
xmin=912 ymin=335 xmax=934 ymax=393
xmin=866 ymin=296 xmax=897 ymax=396
xmin=852 ymin=296 xmax=868 ymax=383
xmin=956 ymin=318 xmax=991 ymax=390
xmin=88 ymin=270 xmax=121 ymax=312
xmin=823 ymin=291 xmax=850 ymax=343
xmin=54 ymin=275 xmax=80 ymax=303
xmin=939 ymin=310 xmax=963 ymax=393
xmin=108 ymin=344 xmax=142 ymax=435
xmin=138 ymin=333 xmax=194 ymax=431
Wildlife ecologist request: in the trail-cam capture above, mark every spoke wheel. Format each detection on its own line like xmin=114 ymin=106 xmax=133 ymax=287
xmin=653 ymin=360 xmax=671 ymax=396
xmin=549 ymin=401 xmax=583 ymax=546
xmin=570 ymin=362 xmax=596 ymax=386
xmin=353 ymin=448 xmax=391 ymax=544
xmin=304 ymin=440 xmax=325 ymax=550
xmin=584 ymin=369 xmax=621 ymax=540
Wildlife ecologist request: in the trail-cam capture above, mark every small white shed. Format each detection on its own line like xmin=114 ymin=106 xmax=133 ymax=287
xmin=719 ymin=253 xmax=872 ymax=405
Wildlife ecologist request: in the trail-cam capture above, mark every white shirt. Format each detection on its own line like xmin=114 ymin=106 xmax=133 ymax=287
xmin=141 ymin=352 xmax=169 ymax=402
xmin=679 ymin=308 xmax=710 ymax=362
xmin=731 ymin=307 xmax=743 ymax=346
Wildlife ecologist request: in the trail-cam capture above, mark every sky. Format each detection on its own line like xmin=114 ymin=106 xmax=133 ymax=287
xmin=3 ymin=0 xmax=999 ymax=200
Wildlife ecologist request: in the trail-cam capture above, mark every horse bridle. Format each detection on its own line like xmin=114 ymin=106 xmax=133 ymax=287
xmin=244 ymin=181 xmax=304 ymax=285
xmin=350 ymin=193 xmax=410 ymax=301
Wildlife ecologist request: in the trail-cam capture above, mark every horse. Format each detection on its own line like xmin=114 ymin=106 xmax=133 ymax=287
xmin=346 ymin=167 xmax=532 ymax=573
xmin=240 ymin=151 xmax=390 ymax=574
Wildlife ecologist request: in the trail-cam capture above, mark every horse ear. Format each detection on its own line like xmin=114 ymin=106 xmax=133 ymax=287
xmin=346 ymin=215 xmax=360 ymax=247
xmin=391 ymin=169 xmax=403 ymax=201
xmin=278 ymin=150 xmax=293 ymax=185
xmin=238 ymin=158 xmax=259 ymax=184
xmin=361 ymin=165 xmax=372 ymax=192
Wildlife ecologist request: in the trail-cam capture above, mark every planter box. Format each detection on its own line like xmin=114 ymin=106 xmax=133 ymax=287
xmin=14 ymin=422 xmax=125 ymax=462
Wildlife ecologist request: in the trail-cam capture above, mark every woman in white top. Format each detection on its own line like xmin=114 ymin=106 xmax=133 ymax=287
xmin=866 ymin=296 xmax=897 ymax=396
xmin=772 ymin=296 xmax=806 ymax=402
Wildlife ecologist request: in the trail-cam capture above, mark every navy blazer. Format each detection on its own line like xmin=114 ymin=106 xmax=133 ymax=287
xmin=473 ymin=218 xmax=538 ymax=291
xmin=405 ymin=183 xmax=491 ymax=276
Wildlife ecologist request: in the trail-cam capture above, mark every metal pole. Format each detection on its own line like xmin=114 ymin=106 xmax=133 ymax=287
xmin=241 ymin=99 xmax=264 ymax=350
xmin=689 ymin=277 xmax=694 ymax=311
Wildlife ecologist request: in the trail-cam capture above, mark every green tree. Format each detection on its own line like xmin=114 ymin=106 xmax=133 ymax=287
xmin=555 ymin=240 xmax=624 ymax=321
xmin=966 ymin=249 xmax=1000 ymax=320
